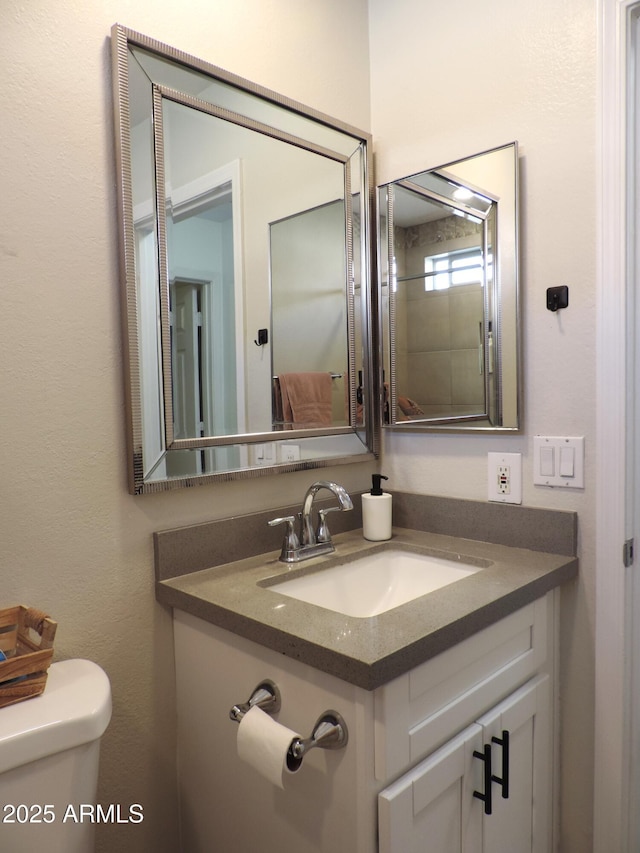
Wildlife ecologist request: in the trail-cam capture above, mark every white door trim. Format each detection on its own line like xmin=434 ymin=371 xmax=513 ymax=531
xmin=169 ymin=160 xmax=246 ymax=435
xmin=595 ymin=0 xmax=637 ymax=849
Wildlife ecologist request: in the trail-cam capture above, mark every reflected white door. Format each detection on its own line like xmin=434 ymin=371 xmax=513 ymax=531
xmin=167 ymin=280 xmax=203 ymax=477
xmin=171 ymin=280 xmax=202 ymax=440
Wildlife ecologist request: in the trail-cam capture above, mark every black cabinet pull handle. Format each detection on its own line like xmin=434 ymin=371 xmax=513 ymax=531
xmin=473 ymin=744 xmax=493 ymax=815
xmin=491 ymin=730 xmax=510 ymax=799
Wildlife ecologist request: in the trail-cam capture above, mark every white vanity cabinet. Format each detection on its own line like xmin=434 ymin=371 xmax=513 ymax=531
xmin=374 ymin=594 xmax=553 ymax=853
xmin=378 ymin=675 xmax=550 ymax=853
xmin=172 ymin=591 xmax=555 ymax=853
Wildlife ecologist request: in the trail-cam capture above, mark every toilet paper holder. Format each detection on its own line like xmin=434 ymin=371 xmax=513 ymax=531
xmin=229 ymin=679 xmax=281 ymax=723
xmin=229 ymin=680 xmax=348 ymax=768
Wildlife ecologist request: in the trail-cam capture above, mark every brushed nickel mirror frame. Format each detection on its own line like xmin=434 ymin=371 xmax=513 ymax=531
xmin=111 ymin=24 xmax=378 ymax=493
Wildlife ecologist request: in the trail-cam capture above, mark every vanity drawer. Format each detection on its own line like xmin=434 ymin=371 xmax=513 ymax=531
xmin=374 ymin=593 xmax=551 ymax=782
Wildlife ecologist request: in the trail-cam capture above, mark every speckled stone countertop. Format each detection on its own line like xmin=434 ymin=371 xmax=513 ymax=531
xmin=156 ymin=526 xmax=578 ymax=690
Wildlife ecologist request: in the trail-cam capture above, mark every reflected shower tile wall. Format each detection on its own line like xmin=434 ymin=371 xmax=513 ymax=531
xmin=407 ymin=351 xmax=452 ymax=405
xmin=449 ymin=285 xmax=483 ymax=350
xmin=451 ymin=349 xmax=485 ymax=406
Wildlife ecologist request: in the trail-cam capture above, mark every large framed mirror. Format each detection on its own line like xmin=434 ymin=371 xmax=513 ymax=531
xmin=111 ymin=24 xmax=377 ymax=493
xmin=378 ymin=142 xmax=520 ymax=432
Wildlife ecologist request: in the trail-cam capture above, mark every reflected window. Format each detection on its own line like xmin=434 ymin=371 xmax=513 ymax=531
xmin=424 ymin=248 xmax=489 ymax=291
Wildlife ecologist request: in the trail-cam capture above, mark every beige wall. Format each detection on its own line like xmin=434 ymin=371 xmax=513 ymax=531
xmin=370 ymin=0 xmax=596 ymax=849
xmin=1 ymin=2 xmax=372 ymax=851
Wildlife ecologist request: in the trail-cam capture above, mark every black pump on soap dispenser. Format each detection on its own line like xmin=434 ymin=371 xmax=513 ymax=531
xmin=369 ymin=474 xmax=388 ymax=496
xmin=362 ymin=474 xmax=392 ymax=541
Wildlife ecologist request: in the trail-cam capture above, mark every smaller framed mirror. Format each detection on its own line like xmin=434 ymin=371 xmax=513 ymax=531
xmin=378 ymin=142 xmax=520 ymax=432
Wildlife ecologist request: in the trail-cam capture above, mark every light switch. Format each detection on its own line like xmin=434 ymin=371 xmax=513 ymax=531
xmin=559 ymin=446 xmax=575 ymax=478
xmin=540 ymin=446 xmax=555 ymax=477
xmin=533 ymin=436 xmax=584 ymax=488
xmin=263 ymin=444 xmax=276 ymax=463
xmin=255 ymin=443 xmax=276 ymax=466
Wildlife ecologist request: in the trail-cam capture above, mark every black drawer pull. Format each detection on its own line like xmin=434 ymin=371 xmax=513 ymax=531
xmin=491 ymin=730 xmax=510 ymax=799
xmin=473 ymin=744 xmax=493 ymax=815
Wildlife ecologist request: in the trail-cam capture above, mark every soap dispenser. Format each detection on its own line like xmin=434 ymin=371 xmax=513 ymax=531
xmin=362 ymin=474 xmax=392 ymax=541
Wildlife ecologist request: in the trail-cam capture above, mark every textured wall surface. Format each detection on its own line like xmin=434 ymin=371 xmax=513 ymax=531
xmin=0 ymin=2 xmax=372 ymax=850
xmin=369 ymin=0 xmax=596 ymax=848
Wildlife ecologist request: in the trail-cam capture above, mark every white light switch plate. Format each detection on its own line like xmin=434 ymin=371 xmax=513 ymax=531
xmin=533 ymin=436 xmax=585 ymax=488
xmin=488 ymin=452 xmax=522 ymax=504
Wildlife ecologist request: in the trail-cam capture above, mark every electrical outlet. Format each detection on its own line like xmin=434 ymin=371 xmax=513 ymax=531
xmin=497 ymin=465 xmax=510 ymax=495
xmin=280 ymin=444 xmax=300 ymax=462
xmin=488 ymin=452 xmax=522 ymax=504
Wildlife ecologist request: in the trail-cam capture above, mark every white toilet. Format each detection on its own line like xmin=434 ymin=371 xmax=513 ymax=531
xmin=0 ymin=658 xmax=112 ymax=852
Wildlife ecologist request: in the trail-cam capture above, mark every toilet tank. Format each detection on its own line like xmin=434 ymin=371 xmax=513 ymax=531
xmin=0 ymin=658 xmax=112 ymax=853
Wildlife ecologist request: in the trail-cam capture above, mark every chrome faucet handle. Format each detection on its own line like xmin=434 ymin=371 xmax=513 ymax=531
xmin=268 ymin=516 xmax=300 ymax=562
xmin=317 ymin=506 xmax=342 ymax=543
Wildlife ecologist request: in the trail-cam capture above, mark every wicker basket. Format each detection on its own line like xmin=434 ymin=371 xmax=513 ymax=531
xmin=0 ymin=606 xmax=57 ymax=709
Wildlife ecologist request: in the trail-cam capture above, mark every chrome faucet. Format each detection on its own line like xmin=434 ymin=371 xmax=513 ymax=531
xmin=269 ymin=480 xmax=353 ymax=563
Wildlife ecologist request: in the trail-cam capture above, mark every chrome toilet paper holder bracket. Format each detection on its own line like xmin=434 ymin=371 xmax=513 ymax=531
xmin=229 ymin=679 xmax=281 ymax=723
xmin=286 ymin=710 xmax=349 ymax=771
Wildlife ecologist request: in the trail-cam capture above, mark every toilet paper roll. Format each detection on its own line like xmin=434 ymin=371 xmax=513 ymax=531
xmin=237 ymin=706 xmax=302 ymax=788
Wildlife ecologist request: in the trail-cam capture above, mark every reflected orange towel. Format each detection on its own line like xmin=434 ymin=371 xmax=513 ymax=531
xmin=383 ymin=382 xmax=424 ymax=422
xmin=397 ymin=394 xmax=424 ymax=418
xmin=277 ymin=373 xmax=333 ymax=427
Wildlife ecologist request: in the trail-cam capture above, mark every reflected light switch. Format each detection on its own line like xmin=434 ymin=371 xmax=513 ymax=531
xmin=540 ymin=446 xmax=555 ymax=477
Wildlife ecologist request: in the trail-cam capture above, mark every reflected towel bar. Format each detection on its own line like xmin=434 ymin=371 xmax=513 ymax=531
xmin=272 ymin=373 xmax=343 ymax=380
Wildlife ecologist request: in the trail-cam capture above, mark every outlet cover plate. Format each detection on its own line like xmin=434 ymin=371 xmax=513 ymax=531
xmin=488 ymin=452 xmax=522 ymax=504
xmin=280 ymin=444 xmax=300 ymax=462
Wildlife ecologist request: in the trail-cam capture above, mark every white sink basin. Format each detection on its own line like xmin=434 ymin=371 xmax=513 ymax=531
xmin=268 ymin=548 xmax=483 ymax=618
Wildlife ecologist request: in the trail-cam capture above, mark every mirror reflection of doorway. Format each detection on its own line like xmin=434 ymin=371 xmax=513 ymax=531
xmin=164 ymin=167 xmax=244 ymax=478
xmin=166 ymin=274 xmax=243 ymax=478
xmin=161 ymin=138 xmax=246 ymax=447
xmin=171 ymin=279 xmax=203 ymax=441
xmin=167 ymin=278 xmax=206 ymax=477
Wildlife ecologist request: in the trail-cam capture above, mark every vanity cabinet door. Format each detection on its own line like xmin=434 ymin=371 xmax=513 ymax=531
xmin=378 ymin=723 xmax=484 ymax=853
xmin=478 ymin=674 xmax=551 ymax=853
xmin=378 ymin=675 xmax=551 ymax=853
